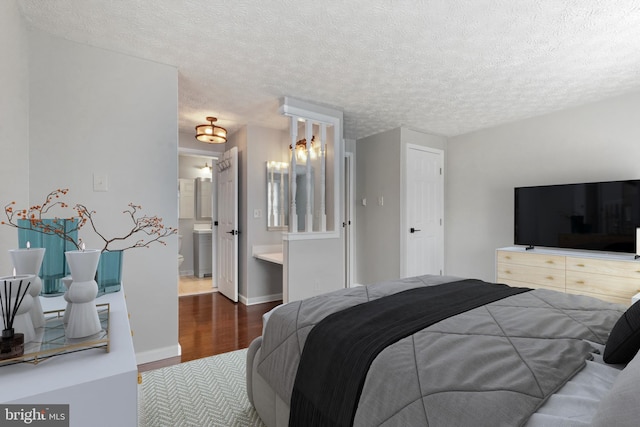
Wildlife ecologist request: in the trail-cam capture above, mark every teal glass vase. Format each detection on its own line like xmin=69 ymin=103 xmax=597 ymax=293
xmin=17 ymin=218 xmax=79 ymax=296
xmin=96 ymin=250 xmax=123 ymax=296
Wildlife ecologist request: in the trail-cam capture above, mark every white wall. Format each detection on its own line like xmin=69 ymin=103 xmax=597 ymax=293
xmin=446 ymin=91 xmax=640 ymax=282
xmin=0 ymin=0 xmax=30 ymax=275
xmin=28 ymin=29 xmax=179 ymax=364
xmin=284 ymin=237 xmax=344 ymax=302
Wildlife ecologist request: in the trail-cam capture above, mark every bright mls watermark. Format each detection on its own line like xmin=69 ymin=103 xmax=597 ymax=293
xmin=0 ymin=405 xmax=69 ymax=426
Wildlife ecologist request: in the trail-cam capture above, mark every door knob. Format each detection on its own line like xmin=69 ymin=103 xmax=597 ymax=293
xmin=410 ymin=227 xmax=421 ymax=233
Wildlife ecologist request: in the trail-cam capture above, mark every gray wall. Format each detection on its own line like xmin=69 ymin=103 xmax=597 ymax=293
xmin=446 ymin=91 xmax=640 ymax=282
xmin=356 ymin=128 xmax=402 ymax=284
xmin=0 ymin=1 xmax=30 ymax=275
xmin=245 ymin=125 xmax=287 ymax=302
xmin=355 ymin=127 xmax=447 ymax=285
xmin=227 ymin=124 xmax=287 ymax=304
xmin=27 ymin=28 xmax=179 ymax=364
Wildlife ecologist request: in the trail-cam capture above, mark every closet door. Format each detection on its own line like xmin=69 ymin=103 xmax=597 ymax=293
xmin=403 ymin=145 xmax=444 ymax=278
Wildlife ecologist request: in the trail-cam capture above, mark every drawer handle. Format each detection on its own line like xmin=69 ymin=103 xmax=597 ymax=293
xmin=576 ymin=280 xmax=585 ymax=285
xmin=505 ymin=255 xmax=511 ymax=260
xmin=546 ymin=260 xmax=554 ymax=264
xmin=576 ymin=263 xmax=585 ymax=267
xmin=505 ymin=270 xmax=511 ymax=274
xmin=546 ymin=276 xmax=554 ymax=280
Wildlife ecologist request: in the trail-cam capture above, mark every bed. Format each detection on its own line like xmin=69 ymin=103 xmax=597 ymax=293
xmin=246 ymin=275 xmax=640 ymax=427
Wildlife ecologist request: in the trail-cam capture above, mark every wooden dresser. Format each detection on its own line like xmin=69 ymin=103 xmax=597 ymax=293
xmin=496 ymin=246 xmax=640 ymax=305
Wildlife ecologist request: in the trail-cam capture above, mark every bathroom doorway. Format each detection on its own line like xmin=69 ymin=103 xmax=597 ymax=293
xmin=178 ymin=152 xmax=218 ymax=296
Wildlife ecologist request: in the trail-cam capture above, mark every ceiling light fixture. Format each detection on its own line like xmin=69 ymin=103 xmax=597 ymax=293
xmin=195 ymin=116 xmax=227 ymax=144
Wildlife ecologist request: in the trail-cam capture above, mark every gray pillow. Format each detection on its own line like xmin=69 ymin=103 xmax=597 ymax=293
xmin=591 ymin=349 xmax=640 ymax=426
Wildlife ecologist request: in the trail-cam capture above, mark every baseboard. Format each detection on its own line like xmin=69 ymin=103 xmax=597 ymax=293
xmin=179 ymin=270 xmax=194 ymax=277
xmin=136 ymin=343 xmax=182 ymax=365
xmin=240 ymin=293 xmax=283 ymax=306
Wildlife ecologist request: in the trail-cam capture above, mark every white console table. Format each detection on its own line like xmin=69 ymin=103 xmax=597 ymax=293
xmin=0 ymin=288 xmax=137 ymax=427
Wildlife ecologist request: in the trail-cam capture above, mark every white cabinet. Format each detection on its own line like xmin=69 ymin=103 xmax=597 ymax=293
xmin=179 ymin=178 xmax=195 ymax=219
xmin=0 ymin=289 xmax=137 ymax=427
xmin=497 ymin=246 xmax=640 ymax=305
xmin=194 ymin=230 xmax=213 ymax=278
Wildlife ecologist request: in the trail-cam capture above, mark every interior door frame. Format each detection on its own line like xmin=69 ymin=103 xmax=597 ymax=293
xmin=344 ymin=151 xmax=356 ymax=288
xmin=400 ymin=143 xmax=444 ymax=278
xmin=177 ymin=147 xmax=221 ymax=288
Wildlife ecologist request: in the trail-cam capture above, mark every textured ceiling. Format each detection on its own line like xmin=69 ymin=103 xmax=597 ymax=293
xmin=17 ymin=0 xmax=640 ymax=140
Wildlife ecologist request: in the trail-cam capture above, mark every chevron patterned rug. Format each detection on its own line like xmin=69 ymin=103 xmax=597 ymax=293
xmin=138 ymin=348 xmax=267 ymax=427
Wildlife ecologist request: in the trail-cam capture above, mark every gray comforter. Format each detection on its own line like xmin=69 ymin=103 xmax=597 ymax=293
xmin=256 ymin=275 xmax=623 ymax=426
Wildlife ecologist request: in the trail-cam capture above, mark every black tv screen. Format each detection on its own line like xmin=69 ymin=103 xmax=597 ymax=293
xmin=514 ymin=180 xmax=640 ymax=253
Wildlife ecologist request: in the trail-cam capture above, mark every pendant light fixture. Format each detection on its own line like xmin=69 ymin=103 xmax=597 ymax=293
xmin=195 ymin=116 xmax=227 ymax=144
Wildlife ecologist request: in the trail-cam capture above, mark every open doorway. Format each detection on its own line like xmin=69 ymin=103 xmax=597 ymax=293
xmin=178 ymin=152 xmax=218 ymax=296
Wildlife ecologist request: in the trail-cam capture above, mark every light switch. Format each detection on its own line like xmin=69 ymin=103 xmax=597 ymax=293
xmin=378 ymin=196 xmax=384 ymax=206
xmin=254 ymin=209 xmax=262 ymax=218
xmin=93 ymin=174 xmax=108 ymax=192
xmin=361 ymin=198 xmax=367 ymax=206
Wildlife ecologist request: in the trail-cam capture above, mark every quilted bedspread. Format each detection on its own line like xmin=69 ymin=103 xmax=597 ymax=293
xmin=256 ymin=275 xmax=623 ymax=427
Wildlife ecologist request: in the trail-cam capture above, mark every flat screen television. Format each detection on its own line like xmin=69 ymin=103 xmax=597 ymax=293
xmin=514 ymin=180 xmax=640 ymax=253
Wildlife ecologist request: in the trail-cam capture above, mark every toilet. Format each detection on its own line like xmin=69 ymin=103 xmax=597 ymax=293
xmin=178 ymin=235 xmax=184 ymax=269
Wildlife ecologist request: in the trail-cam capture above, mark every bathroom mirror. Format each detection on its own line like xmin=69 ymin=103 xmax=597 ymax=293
xmin=266 ymin=162 xmax=314 ymax=231
xmin=195 ymin=177 xmax=213 ymax=220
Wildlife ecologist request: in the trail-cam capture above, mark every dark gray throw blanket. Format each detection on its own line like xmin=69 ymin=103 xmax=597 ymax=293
xmin=289 ymin=280 xmax=531 ymax=427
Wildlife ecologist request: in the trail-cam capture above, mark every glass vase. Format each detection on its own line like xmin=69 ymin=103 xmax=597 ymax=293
xmin=96 ymin=250 xmax=123 ymax=296
xmin=17 ymin=219 xmax=79 ymax=296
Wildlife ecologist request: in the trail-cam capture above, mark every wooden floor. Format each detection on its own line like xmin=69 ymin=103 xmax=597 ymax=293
xmin=138 ymin=290 xmax=281 ymax=372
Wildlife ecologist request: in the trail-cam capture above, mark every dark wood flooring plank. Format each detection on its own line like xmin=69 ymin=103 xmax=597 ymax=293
xmin=138 ymin=292 xmax=280 ymax=372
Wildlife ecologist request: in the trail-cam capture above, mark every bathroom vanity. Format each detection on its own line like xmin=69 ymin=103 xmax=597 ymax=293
xmin=193 ymin=225 xmax=213 ymax=278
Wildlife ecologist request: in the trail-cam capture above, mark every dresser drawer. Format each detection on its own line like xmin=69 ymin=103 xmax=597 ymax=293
xmin=497 ymin=262 xmax=565 ymax=291
xmin=566 ymin=256 xmax=640 ymax=279
xmin=566 ymin=270 xmax=640 ymax=303
xmin=497 ymin=250 xmax=565 ymax=270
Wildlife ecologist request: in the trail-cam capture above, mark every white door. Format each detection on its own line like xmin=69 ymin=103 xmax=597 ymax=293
xmin=403 ymin=145 xmax=444 ymax=277
xmin=217 ymin=147 xmax=238 ymax=302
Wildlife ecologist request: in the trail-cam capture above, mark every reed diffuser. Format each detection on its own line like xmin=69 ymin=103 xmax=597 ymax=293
xmin=0 ymin=273 xmax=32 ymax=359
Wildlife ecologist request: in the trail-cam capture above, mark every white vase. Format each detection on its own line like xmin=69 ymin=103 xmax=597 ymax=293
xmin=61 ymin=276 xmax=73 ymax=325
xmin=0 ymin=274 xmax=36 ymax=343
xmin=9 ymin=247 xmax=46 ymax=328
xmin=64 ymin=249 xmax=102 ymax=339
